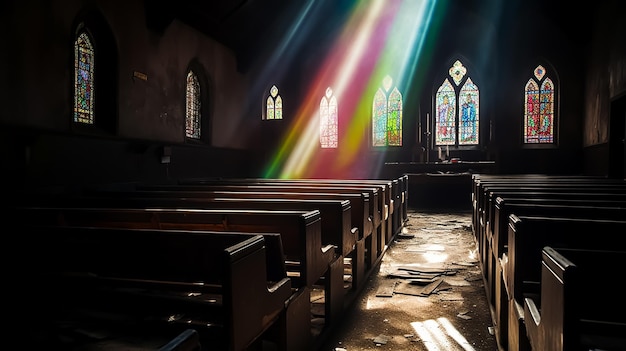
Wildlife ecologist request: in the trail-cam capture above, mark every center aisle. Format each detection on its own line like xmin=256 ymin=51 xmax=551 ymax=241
xmin=316 ymin=210 xmax=499 ymax=351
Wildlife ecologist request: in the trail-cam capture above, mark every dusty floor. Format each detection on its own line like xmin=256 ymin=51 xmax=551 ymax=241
xmin=316 ymin=209 xmax=499 ymax=351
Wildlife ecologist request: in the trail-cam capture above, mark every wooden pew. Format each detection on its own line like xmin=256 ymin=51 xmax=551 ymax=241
xmin=478 ymin=187 xmax=626 ymax=273
xmin=88 ymin=187 xmax=379 ymax=272
xmin=523 ymin=246 xmax=626 ymax=351
xmin=17 ymin=226 xmax=294 ymax=351
xmin=503 ymin=214 xmax=626 ymax=351
xmin=27 ymin=193 xmax=366 ymax=294
xmin=177 ymin=177 xmax=407 ymax=240
xmin=11 ymin=205 xmax=347 ymax=333
xmin=67 ymin=192 xmax=372 ymax=292
xmin=136 ymin=182 xmax=387 ymax=262
xmin=487 ymin=200 xmax=626 ymax=348
xmin=470 ymin=174 xmax=625 ymax=244
xmin=65 ymin=188 xmax=373 ymax=285
xmin=479 ymin=184 xmax=626 ymax=258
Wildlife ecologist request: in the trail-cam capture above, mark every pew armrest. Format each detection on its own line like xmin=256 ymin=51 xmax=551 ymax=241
xmin=523 ymin=297 xmax=541 ymax=350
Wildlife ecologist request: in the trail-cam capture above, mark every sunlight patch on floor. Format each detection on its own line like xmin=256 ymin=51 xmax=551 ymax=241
xmin=411 ymin=317 xmax=476 ymax=351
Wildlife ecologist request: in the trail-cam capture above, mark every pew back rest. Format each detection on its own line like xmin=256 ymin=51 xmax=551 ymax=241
xmin=539 ymin=246 xmax=626 ymax=350
xmin=19 ymin=225 xmax=291 ymax=351
xmin=492 ymin=198 xmax=626 ymax=257
xmin=72 ymin=190 xmax=373 ymax=240
xmin=12 ymin=206 xmax=327 ymax=287
xmin=506 ymin=214 xmax=626 ymax=302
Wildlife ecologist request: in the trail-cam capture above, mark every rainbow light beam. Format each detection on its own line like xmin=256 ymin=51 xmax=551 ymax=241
xmin=264 ymin=0 xmax=437 ymax=179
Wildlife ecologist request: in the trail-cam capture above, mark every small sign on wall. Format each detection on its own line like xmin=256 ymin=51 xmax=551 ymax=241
xmin=133 ymin=71 xmax=148 ymax=81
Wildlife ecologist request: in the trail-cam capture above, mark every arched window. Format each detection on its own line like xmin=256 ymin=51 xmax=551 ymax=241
xmin=265 ymin=85 xmax=283 ymax=120
xmin=71 ymin=12 xmax=117 ymax=134
xmin=372 ymin=75 xmax=403 ymax=147
xmin=73 ymin=31 xmax=95 ymax=124
xmin=524 ymin=64 xmax=556 ymax=144
xmin=434 ymin=59 xmax=480 ymax=146
xmin=185 ymin=70 xmax=201 ymax=139
xmin=320 ymin=87 xmax=338 ymax=148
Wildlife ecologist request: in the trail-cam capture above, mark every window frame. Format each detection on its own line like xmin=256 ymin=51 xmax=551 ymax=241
xmin=431 ymin=58 xmax=482 ymax=150
xmin=263 ymin=84 xmax=283 ymax=121
xmin=521 ymin=62 xmax=559 ymax=149
xmin=371 ymin=75 xmax=403 ymax=148
xmin=184 ymin=60 xmax=211 ymax=145
xmin=69 ymin=11 xmax=118 ymax=136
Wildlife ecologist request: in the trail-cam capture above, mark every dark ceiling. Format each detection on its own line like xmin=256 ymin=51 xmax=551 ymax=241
xmin=146 ymin=0 xmax=314 ymax=71
xmin=145 ymin=0 xmax=587 ymax=73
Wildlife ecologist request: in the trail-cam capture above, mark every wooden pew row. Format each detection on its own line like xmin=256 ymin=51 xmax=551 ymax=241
xmin=25 ymin=193 xmax=367 ymax=294
xmin=468 ymin=175 xmax=626 ymax=350
xmin=475 ymin=185 xmax=626 ymax=276
xmin=487 ymin=199 xmax=626 ymax=348
xmin=177 ymin=177 xmax=408 ymax=240
xmin=91 ymin=187 xmax=380 ymax=272
xmin=479 ymin=187 xmax=626 ymax=294
xmin=11 ymin=206 xmax=345 ymax=331
xmin=524 ymin=246 xmax=626 ymax=351
xmin=135 ymin=182 xmax=388 ymax=263
xmin=481 ymin=183 xmax=626 ymax=244
xmin=503 ymin=215 xmax=626 ymax=351
xmin=184 ymin=178 xmax=398 ymax=242
xmin=470 ymin=174 xmax=624 ymax=241
xmin=16 ymin=226 xmax=295 ymax=351
xmin=79 ymin=187 xmax=375 ymax=272
xmin=478 ymin=184 xmax=626 ymax=267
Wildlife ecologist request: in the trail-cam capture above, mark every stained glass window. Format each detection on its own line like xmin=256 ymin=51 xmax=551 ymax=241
xmin=320 ymin=87 xmax=338 ymax=148
xmin=372 ymin=75 xmax=403 ymax=147
xmin=524 ymin=65 xmax=555 ymax=144
xmin=73 ymin=31 xmax=95 ymax=124
xmin=185 ymin=70 xmax=201 ymax=139
xmin=434 ymin=60 xmax=479 ymax=146
xmin=265 ymin=85 xmax=283 ymax=120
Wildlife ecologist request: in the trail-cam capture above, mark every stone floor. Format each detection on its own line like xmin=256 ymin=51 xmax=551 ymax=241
xmin=316 ymin=209 xmax=499 ymax=351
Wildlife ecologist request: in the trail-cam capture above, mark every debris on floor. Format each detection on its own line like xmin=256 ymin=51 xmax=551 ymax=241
xmin=373 ymin=334 xmax=390 ymax=345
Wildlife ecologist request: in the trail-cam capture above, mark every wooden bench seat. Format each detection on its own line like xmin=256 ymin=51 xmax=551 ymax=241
xmin=523 ymin=246 xmax=626 ymax=351
xmin=503 ymin=215 xmax=626 ymax=351
xmin=470 ymin=175 xmax=625 ymax=243
xmin=16 ymin=226 xmax=294 ymax=351
xmin=486 ymin=200 xmax=626 ymax=347
xmin=134 ymin=183 xmax=387 ymax=261
xmin=11 ymin=205 xmax=347 ymax=332
xmin=479 ymin=187 xmax=626 ymax=269
xmin=177 ymin=177 xmax=407 ymax=240
xmin=83 ymin=187 xmax=379 ymax=272
xmin=44 ymin=192 xmax=371 ymax=293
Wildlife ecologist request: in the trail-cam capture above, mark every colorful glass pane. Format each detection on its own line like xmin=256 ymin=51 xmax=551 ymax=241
xmin=73 ymin=32 xmax=95 ymax=124
xmin=320 ymin=88 xmax=338 ymax=148
xmin=534 ymin=65 xmax=546 ymax=81
xmin=524 ymin=79 xmax=540 ymax=143
xmin=266 ymin=96 xmax=275 ymax=120
xmin=387 ymin=87 xmax=402 ymax=146
xmin=275 ymin=96 xmax=283 ymax=120
xmin=524 ymin=68 xmax=555 ymax=144
xmin=372 ymin=88 xmax=387 ymax=146
xmin=449 ymin=60 xmax=467 ymax=86
xmin=185 ymin=71 xmax=201 ymax=139
xmin=435 ymin=79 xmax=456 ymax=145
xmin=459 ymin=78 xmax=479 ymax=145
xmin=538 ymin=78 xmax=554 ymax=143
xmin=372 ymin=76 xmax=403 ymax=147
xmin=265 ymin=85 xmax=282 ymax=120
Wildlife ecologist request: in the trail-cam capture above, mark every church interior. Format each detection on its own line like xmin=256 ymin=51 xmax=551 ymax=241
xmin=2 ymin=0 xmax=626 ymax=350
